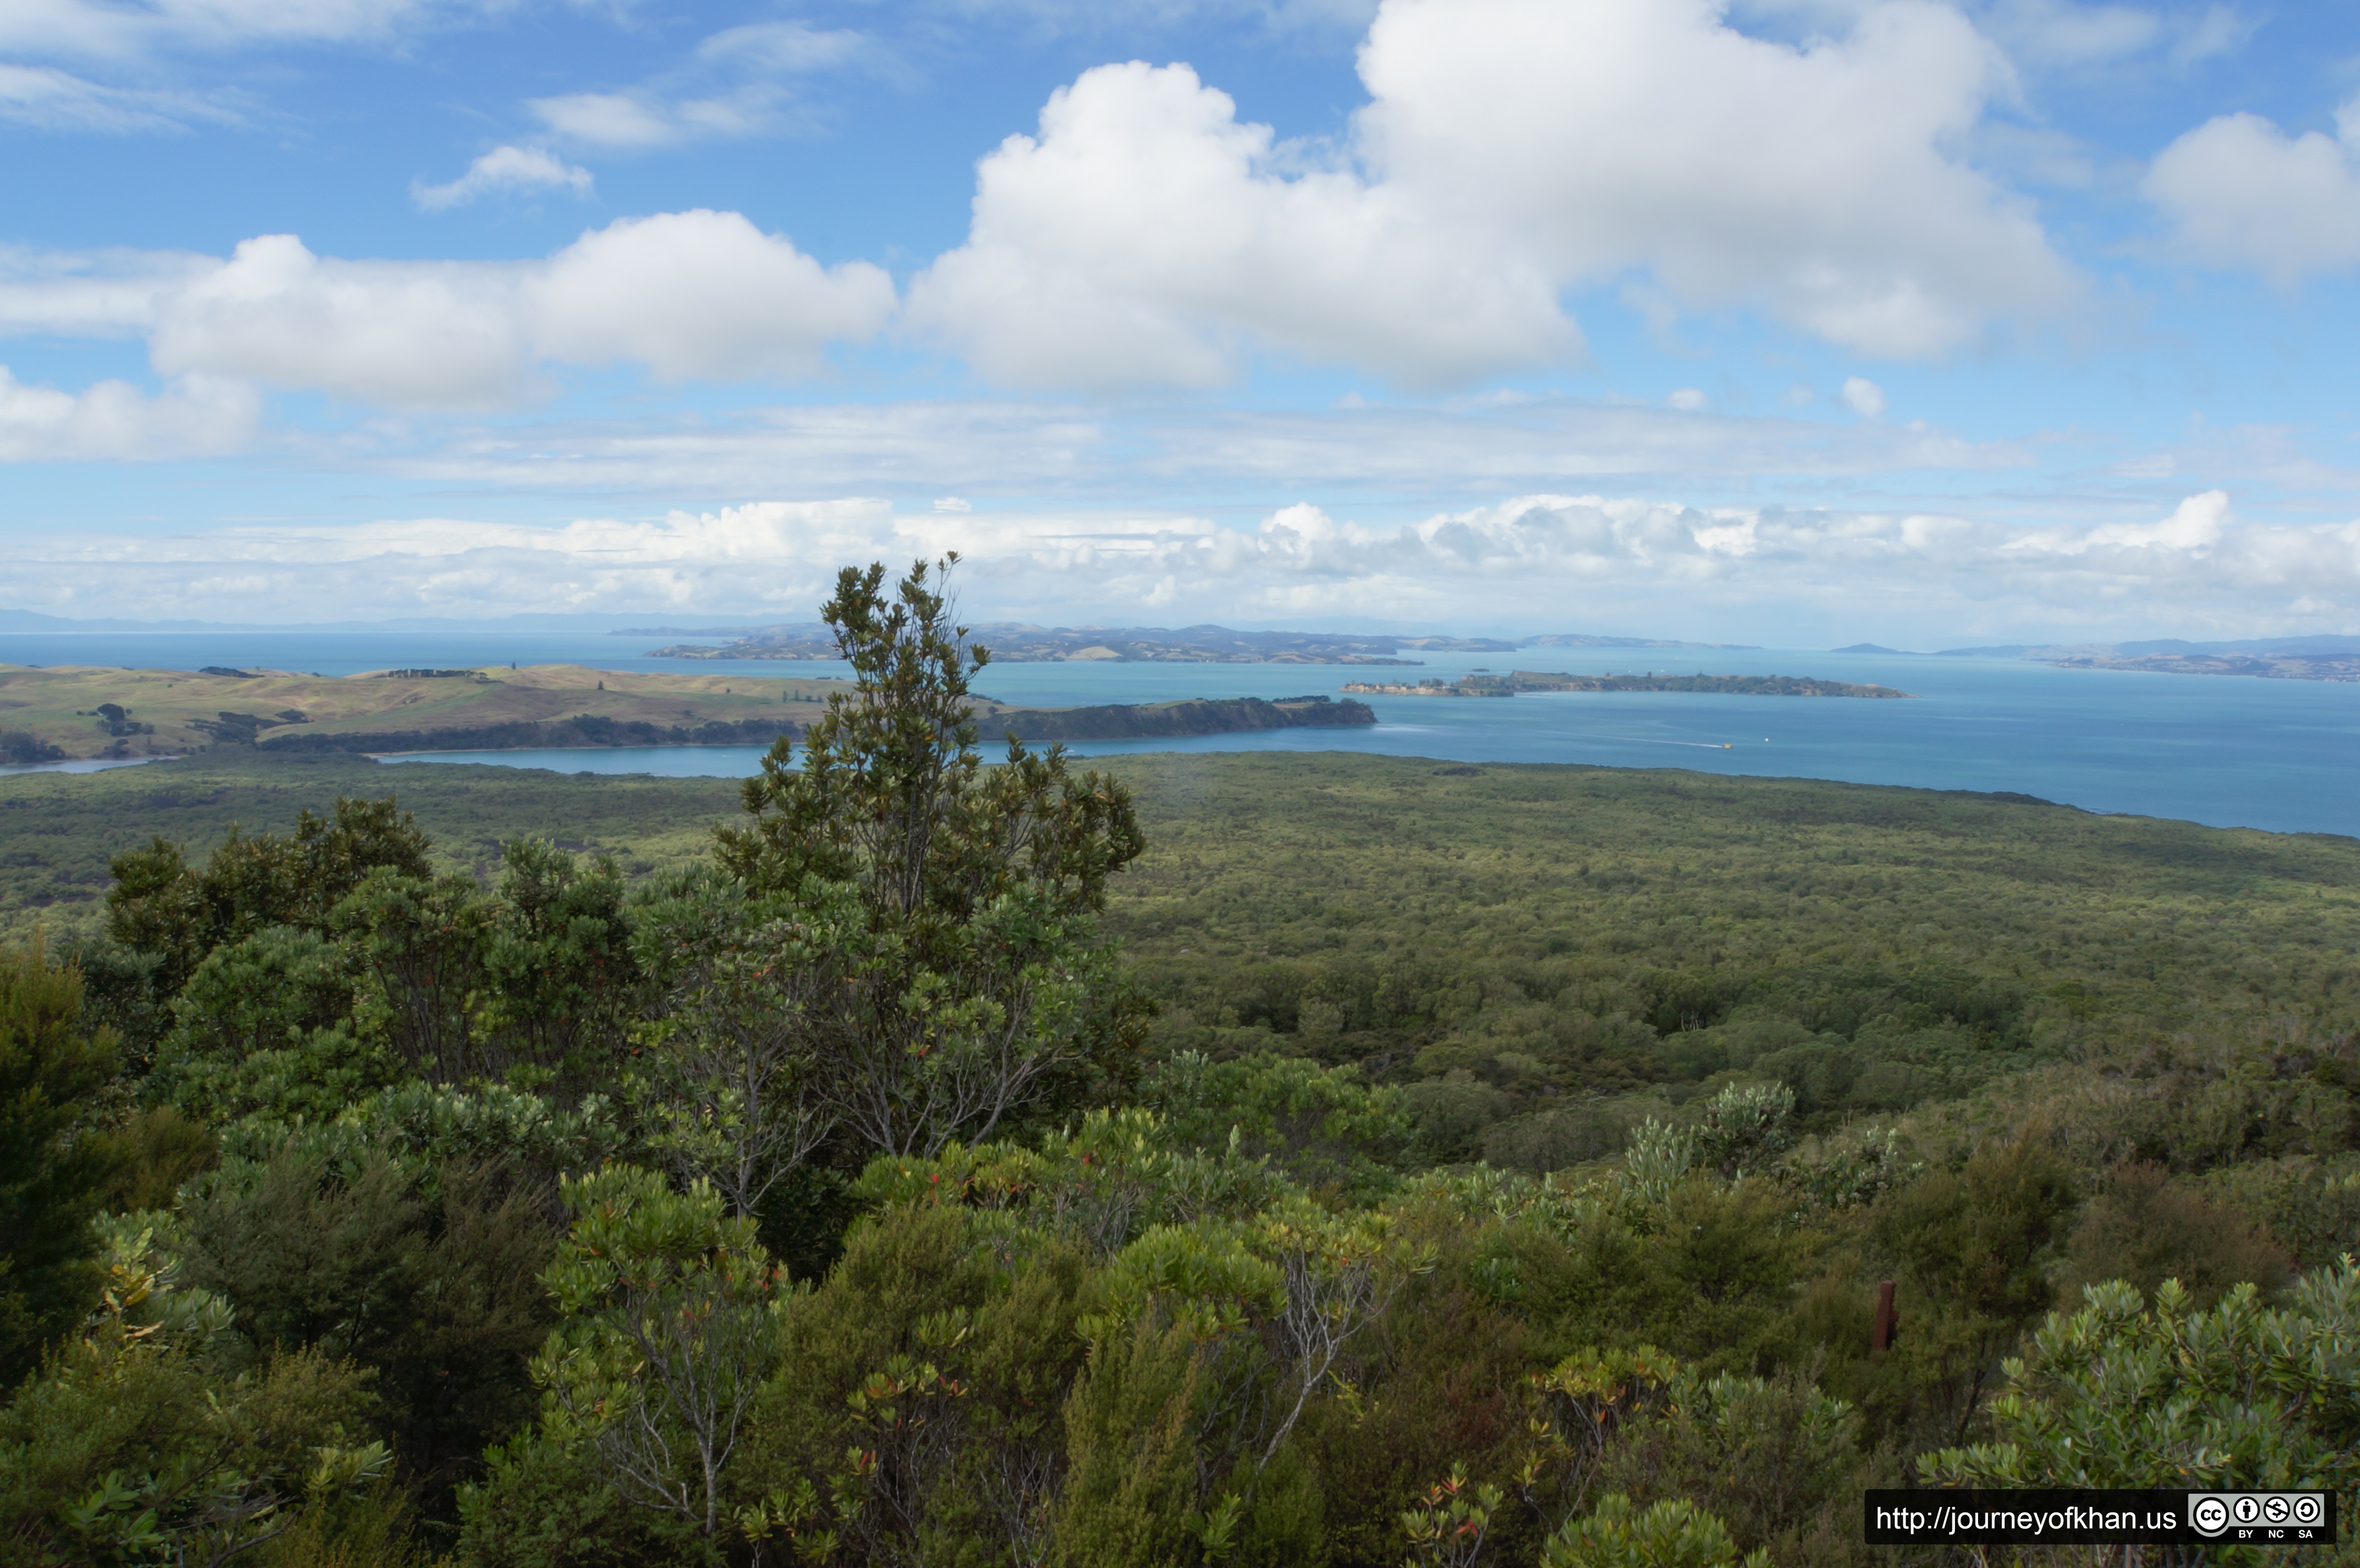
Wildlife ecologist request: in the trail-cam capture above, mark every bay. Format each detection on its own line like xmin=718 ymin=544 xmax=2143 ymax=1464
xmin=5 ymin=631 xmax=2357 ymax=839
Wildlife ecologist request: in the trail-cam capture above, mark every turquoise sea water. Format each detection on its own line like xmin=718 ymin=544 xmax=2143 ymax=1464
xmin=5 ymin=631 xmax=2357 ymax=839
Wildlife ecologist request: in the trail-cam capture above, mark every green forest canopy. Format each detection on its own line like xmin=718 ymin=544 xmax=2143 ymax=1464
xmin=0 ymin=566 xmax=2355 ymax=1568
xmin=8 ymin=748 xmax=2356 ymax=1137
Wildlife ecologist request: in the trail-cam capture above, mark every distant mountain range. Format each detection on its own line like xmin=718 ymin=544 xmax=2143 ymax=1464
xmin=1831 ymin=634 xmax=2360 ymax=684
xmin=0 ymin=609 xmax=726 ymax=635
xmin=641 ymin=623 xmax=1761 ymax=665
xmin=1935 ymin=635 xmax=2360 ymax=659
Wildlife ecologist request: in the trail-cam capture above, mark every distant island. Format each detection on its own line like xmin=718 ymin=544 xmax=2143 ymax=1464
xmin=2036 ymin=649 xmax=2360 ymax=683
xmin=0 ymin=664 xmax=1375 ymax=762
xmin=1342 ymin=670 xmax=1912 ymax=698
xmin=1926 ymin=634 xmax=2360 ymax=683
xmin=642 ymin=622 xmax=1761 ymax=665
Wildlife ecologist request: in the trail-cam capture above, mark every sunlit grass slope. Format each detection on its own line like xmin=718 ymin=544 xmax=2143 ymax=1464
xmin=0 ymin=663 xmax=841 ymax=760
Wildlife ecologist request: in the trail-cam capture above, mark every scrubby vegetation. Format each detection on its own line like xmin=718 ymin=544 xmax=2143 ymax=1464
xmin=0 ymin=757 xmax=744 ymax=931
xmin=1 ymin=562 xmax=2355 ymax=1568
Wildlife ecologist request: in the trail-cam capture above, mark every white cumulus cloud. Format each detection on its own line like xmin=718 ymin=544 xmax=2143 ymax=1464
xmin=0 ymin=245 xmax=220 ymax=336
xmin=148 ymin=235 xmax=536 ymax=408
xmin=1359 ymin=0 xmax=2072 ymax=355
xmin=912 ymin=0 xmax=2076 ymax=390
xmin=413 ymin=145 xmax=594 ymax=210
xmin=2144 ymin=99 xmax=2360 ymax=283
xmin=2005 ymin=488 xmax=2228 ymax=554
xmin=142 ymin=213 xmax=895 ymax=409
xmin=530 ymin=210 xmax=897 ymax=382
xmin=0 ymin=365 xmax=256 ymax=460
xmin=908 ymin=61 xmax=1573 ymax=389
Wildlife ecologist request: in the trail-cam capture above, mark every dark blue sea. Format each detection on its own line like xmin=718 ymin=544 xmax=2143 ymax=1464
xmin=4 ymin=630 xmax=2356 ymax=839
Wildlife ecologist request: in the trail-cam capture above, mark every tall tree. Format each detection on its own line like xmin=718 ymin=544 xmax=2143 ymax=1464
xmin=477 ymin=839 xmax=640 ymax=1083
xmin=0 ymin=943 xmax=121 ymax=1389
xmin=713 ymin=557 xmax=1147 ymax=1159
xmin=105 ymin=794 xmax=434 ymax=998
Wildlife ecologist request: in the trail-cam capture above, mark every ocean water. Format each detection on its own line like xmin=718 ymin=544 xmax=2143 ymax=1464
xmin=0 ymin=757 xmax=164 ymax=780
xmin=6 ymin=631 xmax=2358 ymax=839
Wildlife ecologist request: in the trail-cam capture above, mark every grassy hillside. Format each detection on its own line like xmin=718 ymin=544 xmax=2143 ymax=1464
xmin=0 ymin=662 xmax=844 ymax=760
xmin=0 ymin=664 xmax=1375 ymax=762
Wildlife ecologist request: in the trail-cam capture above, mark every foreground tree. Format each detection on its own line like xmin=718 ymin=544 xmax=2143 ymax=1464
xmin=713 ymin=557 xmax=1148 ymax=1160
xmin=0 ymin=943 xmax=119 ymax=1390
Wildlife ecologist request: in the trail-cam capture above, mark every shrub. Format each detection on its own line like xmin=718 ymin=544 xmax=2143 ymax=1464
xmin=738 ymin=1201 xmax=998 ymax=1561
xmin=1539 ymin=1494 xmax=1767 ymax=1568
xmin=851 ymin=1107 xmax=1291 ymax=1259
xmin=0 ymin=1217 xmax=389 ymax=1566
xmin=1920 ymin=1259 xmax=2360 ymax=1492
xmin=2203 ymin=1154 xmax=2360 ymax=1271
xmin=529 ymin=1166 xmax=787 ymax=1543
xmin=1148 ymin=1051 xmax=1414 ymax=1200
xmin=93 ymin=1106 xmax=218 ymax=1214
xmin=1403 ymin=1077 xmax=1516 ymax=1165
xmin=1871 ymin=1132 xmax=2077 ymax=1333
xmin=460 ymin=1424 xmax=702 ymax=1568
xmin=2055 ymin=1162 xmax=2293 ymax=1310
xmin=1481 ymin=1105 xmax=1629 ymax=1175
xmin=146 ymin=924 xmax=393 ymax=1127
xmin=1599 ymin=1367 xmax=1865 ymax=1559
xmin=177 ymin=1138 xmax=558 ymax=1493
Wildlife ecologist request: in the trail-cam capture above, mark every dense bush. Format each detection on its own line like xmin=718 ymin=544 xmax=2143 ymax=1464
xmin=3 ymin=562 xmax=2353 ymax=1566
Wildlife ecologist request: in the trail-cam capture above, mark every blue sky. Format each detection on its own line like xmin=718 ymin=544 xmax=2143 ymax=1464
xmin=4 ymin=0 xmax=2360 ymax=645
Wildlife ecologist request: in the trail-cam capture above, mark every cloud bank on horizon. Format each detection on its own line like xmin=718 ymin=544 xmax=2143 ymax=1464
xmin=2 ymin=0 xmax=2359 ymax=640
xmin=9 ymin=488 xmax=2352 ymax=648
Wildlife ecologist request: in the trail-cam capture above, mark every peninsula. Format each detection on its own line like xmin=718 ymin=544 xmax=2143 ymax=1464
xmin=1341 ymin=671 xmax=1912 ymax=698
xmin=0 ymin=664 xmax=1375 ymax=763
